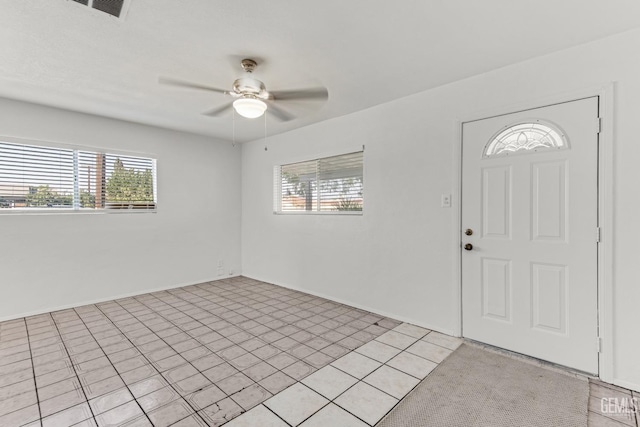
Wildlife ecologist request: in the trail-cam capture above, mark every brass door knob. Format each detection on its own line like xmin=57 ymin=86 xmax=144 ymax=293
xmin=464 ymin=243 xmax=473 ymax=251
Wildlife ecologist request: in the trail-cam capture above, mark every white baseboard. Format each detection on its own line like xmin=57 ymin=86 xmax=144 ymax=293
xmin=0 ymin=274 xmax=240 ymax=323
xmin=613 ymin=378 xmax=640 ymax=393
xmin=242 ymin=273 xmax=458 ymax=337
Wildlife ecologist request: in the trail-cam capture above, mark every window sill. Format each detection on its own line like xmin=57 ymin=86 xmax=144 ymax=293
xmin=273 ymin=211 xmax=363 ymax=216
xmin=0 ymin=208 xmax=157 ymax=215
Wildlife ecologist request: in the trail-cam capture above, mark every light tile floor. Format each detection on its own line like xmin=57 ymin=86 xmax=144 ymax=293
xmin=0 ymin=276 xmax=403 ymax=427
xmin=0 ymin=276 xmax=637 ymax=427
xmin=233 ymin=319 xmax=452 ymax=426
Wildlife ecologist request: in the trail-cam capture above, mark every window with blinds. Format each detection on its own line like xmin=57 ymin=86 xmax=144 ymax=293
xmin=274 ymin=151 xmax=363 ymax=214
xmin=0 ymin=140 xmax=156 ymax=212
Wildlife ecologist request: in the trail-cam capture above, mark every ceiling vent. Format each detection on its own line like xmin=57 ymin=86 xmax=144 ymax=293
xmin=92 ymin=0 xmax=125 ymax=17
xmin=70 ymin=0 xmax=128 ymax=19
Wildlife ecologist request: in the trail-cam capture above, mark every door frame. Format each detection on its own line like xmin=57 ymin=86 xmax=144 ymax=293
xmin=452 ymin=83 xmax=615 ymax=382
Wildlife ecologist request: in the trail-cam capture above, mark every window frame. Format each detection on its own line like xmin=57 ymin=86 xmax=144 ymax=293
xmin=273 ymin=150 xmax=364 ymax=216
xmin=0 ymin=136 xmax=158 ymax=215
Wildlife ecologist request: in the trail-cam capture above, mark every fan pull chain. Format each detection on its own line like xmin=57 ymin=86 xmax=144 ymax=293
xmin=264 ymin=112 xmax=268 ymax=151
xmin=232 ymin=108 xmax=236 ymax=147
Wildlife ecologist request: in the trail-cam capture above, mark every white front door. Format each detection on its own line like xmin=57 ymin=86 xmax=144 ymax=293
xmin=461 ymin=97 xmax=599 ymax=374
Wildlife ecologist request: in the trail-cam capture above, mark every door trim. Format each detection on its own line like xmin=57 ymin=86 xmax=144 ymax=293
xmin=452 ymin=83 xmax=615 ymax=382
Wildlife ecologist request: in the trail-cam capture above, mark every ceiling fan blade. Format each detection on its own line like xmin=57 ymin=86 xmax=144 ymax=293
xmin=269 ymin=87 xmax=328 ymax=101
xmin=158 ymin=77 xmax=227 ymax=94
xmin=267 ymin=103 xmax=296 ymax=122
xmin=202 ymin=103 xmax=232 ymax=117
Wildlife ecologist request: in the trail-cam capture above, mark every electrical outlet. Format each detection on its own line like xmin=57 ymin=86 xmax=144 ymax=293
xmin=441 ymin=194 xmax=451 ymax=208
xmin=217 ymin=267 xmax=224 ymax=276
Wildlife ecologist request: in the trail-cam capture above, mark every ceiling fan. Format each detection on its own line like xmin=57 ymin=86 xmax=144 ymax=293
xmin=159 ymin=59 xmax=328 ymax=121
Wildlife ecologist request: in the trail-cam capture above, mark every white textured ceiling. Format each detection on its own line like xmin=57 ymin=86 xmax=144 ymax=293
xmin=2 ymin=0 xmax=640 ymax=143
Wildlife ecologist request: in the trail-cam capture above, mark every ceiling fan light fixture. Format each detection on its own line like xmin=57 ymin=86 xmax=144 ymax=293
xmin=233 ymin=98 xmax=267 ymax=119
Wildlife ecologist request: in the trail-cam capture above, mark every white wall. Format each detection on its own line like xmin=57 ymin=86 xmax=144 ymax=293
xmin=0 ymin=98 xmax=241 ymax=320
xmin=242 ymin=29 xmax=640 ymax=390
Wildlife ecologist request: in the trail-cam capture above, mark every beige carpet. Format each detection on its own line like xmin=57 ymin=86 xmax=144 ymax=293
xmin=378 ymin=343 xmax=589 ymax=427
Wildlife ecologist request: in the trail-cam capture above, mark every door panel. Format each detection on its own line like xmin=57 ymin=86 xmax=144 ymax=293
xmin=531 ymin=161 xmax=566 ymax=241
xmin=481 ymin=258 xmax=511 ymax=321
xmin=462 ymin=97 xmax=599 ymax=374
xmin=531 ymin=262 xmax=567 ymax=334
xmin=482 ymin=166 xmax=511 ymax=239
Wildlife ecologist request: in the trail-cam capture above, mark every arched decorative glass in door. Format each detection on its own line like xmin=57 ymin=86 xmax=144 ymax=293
xmin=484 ymin=121 xmax=568 ymax=157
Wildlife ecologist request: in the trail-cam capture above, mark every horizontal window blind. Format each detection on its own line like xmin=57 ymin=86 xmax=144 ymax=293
xmin=275 ymin=151 xmax=363 ymax=214
xmin=0 ymin=142 xmax=75 ymax=209
xmin=0 ymin=140 xmax=156 ymax=211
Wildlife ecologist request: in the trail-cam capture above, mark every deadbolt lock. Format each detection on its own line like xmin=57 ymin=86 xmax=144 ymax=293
xmin=465 ymin=229 xmax=473 ymax=236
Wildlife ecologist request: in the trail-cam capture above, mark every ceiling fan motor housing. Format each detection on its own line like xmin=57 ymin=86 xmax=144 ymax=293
xmin=233 ymin=76 xmax=268 ymax=99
